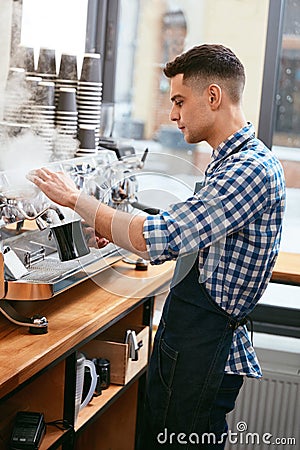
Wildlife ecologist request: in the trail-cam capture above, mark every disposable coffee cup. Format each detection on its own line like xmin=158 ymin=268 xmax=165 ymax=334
xmin=16 ymin=45 xmax=35 ymax=73
xmin=23 ymin=46 xmax=35 ymax=73
xmin=78 ymin=125 xmax=96 ymax=149
xmin=57 ymin=87 xmax=77 ymax=112
xmin=6 ymin=67 xmax=26 ymax=91
xmin=37 ymin=47 xmax=56 ymax=75
xmin=25 ymin=76 xmax=42 ymax=101
xmin=80 ymin=53 xmax=101 ymax=83
xmin=35 ymin=81 xmax=55 ymax=106
xmin=58 ymin=53 xmax=78 ymax=81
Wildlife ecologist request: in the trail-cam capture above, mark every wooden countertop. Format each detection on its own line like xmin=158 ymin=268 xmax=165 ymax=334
xmin=0 ymin=259 xmax=174 ymax=400
xmin=271 ymin=251 xmax=300 ymax=285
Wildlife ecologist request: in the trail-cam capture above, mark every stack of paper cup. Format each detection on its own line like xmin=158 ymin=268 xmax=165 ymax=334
xmin=55 ymin=53 xmax=78 ymax=107
xmin=3 ymin=68 xmax=27 ymax=123
xmin=36 ymin=47 xmax=57 ymax=83
xmin=75 ymin=124 xmax=97 ymax=156
xmin=54 ymin=87 xmax=78 ymax=159
xmin=33 ymin=81 xmax=56 ymax=157
xmin=77 ymin=53 xmax=102 ymax=149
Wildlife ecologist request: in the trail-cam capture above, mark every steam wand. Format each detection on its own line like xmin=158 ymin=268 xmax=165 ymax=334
xmin=0 ymin=199 xmax=65 ymax=231
xmin=15 ymin=204 xmax=65 ymax=223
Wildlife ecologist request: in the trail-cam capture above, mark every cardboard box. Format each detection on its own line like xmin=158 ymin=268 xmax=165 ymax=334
xmin=82 ymin=325 xmax=149 ymax=385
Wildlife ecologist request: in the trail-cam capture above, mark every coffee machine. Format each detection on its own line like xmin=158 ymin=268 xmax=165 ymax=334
xmin=0 ymin=148 xmax=150 ymax=333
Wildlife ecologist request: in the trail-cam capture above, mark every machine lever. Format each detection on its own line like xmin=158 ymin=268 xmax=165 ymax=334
xmin=130 ymin=201 xmax=160 ymax=215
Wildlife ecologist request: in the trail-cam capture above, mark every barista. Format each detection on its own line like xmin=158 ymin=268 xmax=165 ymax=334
xmin=28 ymin=44 xmax=285 ymax=449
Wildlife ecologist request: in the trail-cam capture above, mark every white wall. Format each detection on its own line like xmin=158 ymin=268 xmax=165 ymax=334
xmin=0 ymin=0 xmax=13 ymax=118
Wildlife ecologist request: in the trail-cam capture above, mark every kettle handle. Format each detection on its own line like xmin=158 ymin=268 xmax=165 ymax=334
xmin=80 ymin=359 xmax=98 ymax=410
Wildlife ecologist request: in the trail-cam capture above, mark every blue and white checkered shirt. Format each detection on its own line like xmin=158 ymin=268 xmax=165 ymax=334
xmin=143 ymin=123 xmax=286 ymax=378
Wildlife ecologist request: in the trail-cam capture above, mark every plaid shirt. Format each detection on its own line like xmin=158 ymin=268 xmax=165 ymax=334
xmin=143 ymin=123 xmax=286 ymax=378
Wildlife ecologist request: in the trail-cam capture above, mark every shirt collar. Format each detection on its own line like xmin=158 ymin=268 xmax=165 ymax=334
xmin=205 ymin=122 xmax=256 ymax=176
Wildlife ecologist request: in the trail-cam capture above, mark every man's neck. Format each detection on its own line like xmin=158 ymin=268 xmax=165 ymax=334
xmin=208 ymin=107 xmax=247 ymax=150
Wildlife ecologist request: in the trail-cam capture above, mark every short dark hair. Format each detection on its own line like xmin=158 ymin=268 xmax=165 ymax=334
xmin=163 ymin=44 xmax=245 ymax=103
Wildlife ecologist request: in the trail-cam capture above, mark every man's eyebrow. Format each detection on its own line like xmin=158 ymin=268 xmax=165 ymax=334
xmin=170 ymin=94 xmax=183 ymax=103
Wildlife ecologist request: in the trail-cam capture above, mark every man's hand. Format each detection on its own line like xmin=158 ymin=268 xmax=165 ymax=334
xmin=27 ymin=167 xmax=80 ymax=209
xmin=28 ymin=167 xmax=148 ymax=257
xmin=82 ymin=223 xmax=109 ymax=249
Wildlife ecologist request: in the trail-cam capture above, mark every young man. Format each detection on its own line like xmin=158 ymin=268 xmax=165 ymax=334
xmin=29 ymin=44 xmax=285 ymax=449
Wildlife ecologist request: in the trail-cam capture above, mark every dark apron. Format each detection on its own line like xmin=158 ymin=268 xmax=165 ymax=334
xmin=137 ymin=257 xmax=245 ymax=450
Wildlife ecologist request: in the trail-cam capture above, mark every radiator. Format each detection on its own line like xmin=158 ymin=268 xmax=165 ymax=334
xmin=226 ymin=336 xmax=300 ymax=450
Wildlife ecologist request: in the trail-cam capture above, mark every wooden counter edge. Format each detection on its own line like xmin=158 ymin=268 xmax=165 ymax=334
xmin=271 ymin=251 xmax=300 ymax=285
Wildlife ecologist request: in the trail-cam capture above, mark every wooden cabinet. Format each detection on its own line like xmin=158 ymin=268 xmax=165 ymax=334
xmin=0 ymin=361 xmax=67 ymax=449
xmin=0 ymin=260 xmax=174 ymax=449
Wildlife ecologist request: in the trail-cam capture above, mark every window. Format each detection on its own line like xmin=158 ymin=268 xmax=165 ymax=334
xmin=274 ymin=0 xmax=300 ymax=149
xmin=113 ymin=0 xmax=269 ymax=177
xmin=114 ymin=0 xmax=269 ymax=134
xmin=20 ymin=0 xmax=88 ymax=71
xmin=259 ymin=0 xmax=300 ymax=256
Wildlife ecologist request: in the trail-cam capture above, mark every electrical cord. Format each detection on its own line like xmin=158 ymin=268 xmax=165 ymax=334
xmin=46 ymin=419 xmax=75 ymax=445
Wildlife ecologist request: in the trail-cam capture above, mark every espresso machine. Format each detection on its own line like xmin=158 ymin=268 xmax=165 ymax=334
xmin=0 ymin=148 xmax=151 ymax=333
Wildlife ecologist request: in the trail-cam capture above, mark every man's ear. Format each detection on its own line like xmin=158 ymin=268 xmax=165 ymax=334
xmin=208 ymin=84 xmax=222 ymax=110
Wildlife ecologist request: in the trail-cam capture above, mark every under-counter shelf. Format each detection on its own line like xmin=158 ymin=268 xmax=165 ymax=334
xmin=75 ymin=369 xmax=145 ymax=432
xmin=74 ymin=381 xmax=140 ymax=450
xmin=0 ymin=259 xmax=174 ymax=449
xmin=40 ymin=427 xmax=69 ymax=450
xmin=75 ymin=384 xmax=124 ymax=431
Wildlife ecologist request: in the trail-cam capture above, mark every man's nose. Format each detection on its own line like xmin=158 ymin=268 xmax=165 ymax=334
xmin=169 ymin=105 xmax=179 ymax=122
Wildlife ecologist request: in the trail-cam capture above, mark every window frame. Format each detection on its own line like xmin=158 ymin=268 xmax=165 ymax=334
xmin=86 ymin=0 xmax=120 ymax=103
xmin=257 ymin=0 xmax=286 ymax=148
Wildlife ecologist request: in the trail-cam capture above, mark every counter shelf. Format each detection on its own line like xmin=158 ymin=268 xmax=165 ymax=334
xmin=0 ymin=258 xmax=174 ymax=449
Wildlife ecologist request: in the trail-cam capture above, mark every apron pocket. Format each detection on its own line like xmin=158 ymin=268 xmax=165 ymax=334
xmin=146 ymin=337 xmax=179 ymax=430
xmin=159 ymin=338 xmax=179 ymax=391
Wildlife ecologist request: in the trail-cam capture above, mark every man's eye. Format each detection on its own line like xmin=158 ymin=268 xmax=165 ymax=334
xmin=175 ymin=100 xmax=183 ymax=106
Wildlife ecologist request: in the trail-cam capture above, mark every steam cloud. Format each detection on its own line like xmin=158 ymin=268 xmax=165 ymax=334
xmin=0 ymin=130 xmax=49 ymax=198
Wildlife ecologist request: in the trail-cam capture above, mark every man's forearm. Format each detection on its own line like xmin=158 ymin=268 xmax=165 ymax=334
xmin=74 ymin=192 xmax=149 ymax=258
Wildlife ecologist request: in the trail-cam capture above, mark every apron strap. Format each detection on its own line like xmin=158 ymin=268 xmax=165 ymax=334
xmin=230 ymin=315 xmax=254 ymax=345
